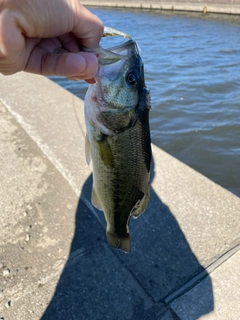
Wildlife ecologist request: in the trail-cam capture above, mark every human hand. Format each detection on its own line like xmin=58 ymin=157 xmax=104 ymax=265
xmin=0 ymin=0 xmax=103 ymax=81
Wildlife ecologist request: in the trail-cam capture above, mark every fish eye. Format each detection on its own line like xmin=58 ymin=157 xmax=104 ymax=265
xmin=126 ymin=72 xmax=138 ymax=85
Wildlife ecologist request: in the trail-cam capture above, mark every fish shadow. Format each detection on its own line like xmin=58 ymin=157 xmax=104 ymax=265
xmin=41 ymin=158 xmax=213 ymax=320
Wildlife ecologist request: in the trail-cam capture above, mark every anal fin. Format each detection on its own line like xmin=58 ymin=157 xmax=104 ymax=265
xmin=131 ymin=187 xmax=150 ymax=219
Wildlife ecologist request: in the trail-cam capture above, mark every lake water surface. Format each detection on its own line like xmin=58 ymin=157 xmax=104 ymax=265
xmin=50 ymin=8 xmax=240 ymax=197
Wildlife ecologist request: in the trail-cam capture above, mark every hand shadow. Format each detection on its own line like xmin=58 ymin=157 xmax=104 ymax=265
xmin=41 ymin=157 xmax=213 ymax=320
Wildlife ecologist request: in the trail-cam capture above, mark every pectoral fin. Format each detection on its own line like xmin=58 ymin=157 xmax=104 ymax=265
xmin=85 ymin=134 xmax=91 ymax=165
xmin=97 ymin=138 xmax=114 ymax=168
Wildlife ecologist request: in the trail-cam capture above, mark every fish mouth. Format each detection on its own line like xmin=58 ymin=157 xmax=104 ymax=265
xmin=81 ymin=26 xmax=140 ymax=65
xmin=82 ymin=39 xmax=140 ymax=66
xmin=102 ymin=39 xmax=140 ymax=57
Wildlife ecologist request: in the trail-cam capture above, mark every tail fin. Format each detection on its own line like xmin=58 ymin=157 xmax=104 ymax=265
xmin=106 ymin=232 xmax=131 ymax=253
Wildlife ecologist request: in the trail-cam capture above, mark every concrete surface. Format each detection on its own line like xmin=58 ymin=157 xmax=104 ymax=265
xmin=80 ymin=0 xmax=240 ymax=15
xmin=0 ymin=72 xmax=240 ymax=319
xmin=171 ymin=249 xmax=240 ymax=319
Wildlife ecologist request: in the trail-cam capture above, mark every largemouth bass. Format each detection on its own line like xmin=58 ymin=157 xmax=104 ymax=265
xmin=84 ymin=34 xmax=152 ymax=253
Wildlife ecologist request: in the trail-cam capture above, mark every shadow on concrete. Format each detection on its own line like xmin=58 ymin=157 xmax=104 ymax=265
xmin=41 ymin=158 xmax=213 ymax=319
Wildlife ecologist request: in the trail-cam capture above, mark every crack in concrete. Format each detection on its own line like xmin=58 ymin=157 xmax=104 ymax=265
xmin=164 ymin=243 xmax=240 ymax=305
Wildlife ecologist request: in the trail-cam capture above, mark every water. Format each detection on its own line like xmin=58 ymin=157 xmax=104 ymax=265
xmin=50 ymin=8 xmax=240 ymax=197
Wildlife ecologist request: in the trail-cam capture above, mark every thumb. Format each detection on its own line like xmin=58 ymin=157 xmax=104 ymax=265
xmin=25 ymin=50 xmax=98 ymax=79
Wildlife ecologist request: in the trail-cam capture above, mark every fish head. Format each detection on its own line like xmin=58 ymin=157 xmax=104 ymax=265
xmin=95 ymin=39 xmax=145 ymax=110
xmin=85 ymin=39 xmax=148 ymax=136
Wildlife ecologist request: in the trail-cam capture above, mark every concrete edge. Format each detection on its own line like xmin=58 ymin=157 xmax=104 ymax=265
xmin=80 ymin=1 xmax=240 ymax=15
xmin=165 ymin=244 xmax=240 ymax=304
xmin=170 ymin=249 xmax=240 ymax=319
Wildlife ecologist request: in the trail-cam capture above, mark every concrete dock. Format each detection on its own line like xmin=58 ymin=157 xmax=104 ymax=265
xmin=80 ymin=0 xmax=240 ymax=15
xmin=0 ymin=72 xmax=240 ymax=319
